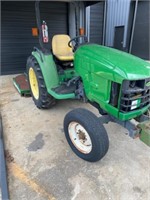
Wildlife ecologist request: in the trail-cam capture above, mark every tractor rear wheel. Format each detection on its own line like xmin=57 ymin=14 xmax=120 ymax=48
xmin=26 ymin=56 xmax=56 ymax=109
xmin=64 ymin=108 xmax=109 ymax=162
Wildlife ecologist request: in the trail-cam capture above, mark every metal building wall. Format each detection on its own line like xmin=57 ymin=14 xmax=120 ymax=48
xmin=105 ymin=0 xmax=131 ymax=48
xmin=69 ymin=2 xmax=85 ymax=38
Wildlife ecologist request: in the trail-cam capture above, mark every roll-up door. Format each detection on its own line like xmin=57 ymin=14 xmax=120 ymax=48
xmin=89 ymin=2 xmax=104 ymax=44
xmin=1 ymin=1 xmax=68 ymax=75
xmin=131 ymin=1 xmax=150 ymax=59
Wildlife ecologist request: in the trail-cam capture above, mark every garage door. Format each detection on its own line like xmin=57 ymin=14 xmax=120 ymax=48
xmin=1 ymin=1 xmax=68 ymax=75
xmin=89 ymin=2 xmax=104 ymax=44
xmin=131 ymin=1 xmax=150 ymax=59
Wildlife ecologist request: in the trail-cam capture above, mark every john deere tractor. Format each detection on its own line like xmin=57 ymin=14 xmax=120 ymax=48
xmin=27 ymin=1 xmax=150 ymax=162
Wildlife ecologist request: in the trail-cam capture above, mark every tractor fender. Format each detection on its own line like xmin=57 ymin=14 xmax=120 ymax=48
xmin=31 ymin=51 xmax=59 ymax=91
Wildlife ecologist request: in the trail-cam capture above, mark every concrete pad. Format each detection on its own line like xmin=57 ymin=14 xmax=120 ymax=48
xmin=0 ymin=75 xmax=150 ymax=200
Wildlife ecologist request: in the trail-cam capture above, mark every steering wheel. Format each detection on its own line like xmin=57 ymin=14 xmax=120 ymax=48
xmin=68 ymin=35 xmax=88 ymax=51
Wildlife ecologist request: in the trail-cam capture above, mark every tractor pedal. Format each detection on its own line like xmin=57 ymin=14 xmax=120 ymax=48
xmin=52 ymin=83 xmax=76 ymax=94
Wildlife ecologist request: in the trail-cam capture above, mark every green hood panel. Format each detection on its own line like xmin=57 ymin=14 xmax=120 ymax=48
xmin=75 ymin=44 xmax=150 ymax=82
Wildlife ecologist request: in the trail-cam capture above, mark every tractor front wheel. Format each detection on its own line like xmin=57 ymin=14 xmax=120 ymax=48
xmin=26 ymin=56 xmax=55 ymax=109
xmin=64 ymin=108 xmax=109 ymax=162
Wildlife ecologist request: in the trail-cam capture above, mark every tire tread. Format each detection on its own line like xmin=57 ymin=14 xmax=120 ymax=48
xmin=26 ymin=55 xmax=56 ymax=109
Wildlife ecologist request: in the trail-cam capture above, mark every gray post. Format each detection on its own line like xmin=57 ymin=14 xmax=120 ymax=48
xmin=102 ymin=0 xmax=107 ymax=45
xmin=129 ymin=0 xmax=138 ymax=53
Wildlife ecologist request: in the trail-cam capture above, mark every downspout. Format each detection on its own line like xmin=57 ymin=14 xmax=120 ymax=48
xmin=86 ymin=6 xmax=90 ymax=41
xmin=102 ymin=0 xmax=107 ymax=45
xmin=129 ymin=0 xmax=138 ymax=53
xmin=75 ymin=5 xmax=78 ymax=36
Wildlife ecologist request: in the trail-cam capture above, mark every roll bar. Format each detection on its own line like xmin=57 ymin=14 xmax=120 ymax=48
xmin=34 ymin=0 xmax=100 ymax=52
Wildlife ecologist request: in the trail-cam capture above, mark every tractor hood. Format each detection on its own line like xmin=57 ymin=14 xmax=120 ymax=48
xmin=75 ymin=44 xmax=150 ymax=83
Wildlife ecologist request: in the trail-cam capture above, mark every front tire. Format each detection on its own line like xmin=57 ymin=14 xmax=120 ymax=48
xmin=26 ymin=56 xmax=56 ymax=109
xmin=64 ymin=108 xmax=109 ymax=162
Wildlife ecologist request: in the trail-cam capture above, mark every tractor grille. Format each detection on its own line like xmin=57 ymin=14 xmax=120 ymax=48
xmin=120 ymin=79 xmax=150 ymax=112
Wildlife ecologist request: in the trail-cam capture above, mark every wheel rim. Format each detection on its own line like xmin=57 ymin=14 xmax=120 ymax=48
xmin=29 ymin=67 xmax=39 ymax=100
xmin=68 ymin=122 xmax=92 ymax=154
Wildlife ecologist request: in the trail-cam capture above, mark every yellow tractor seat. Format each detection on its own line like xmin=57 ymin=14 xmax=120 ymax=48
xmin=52 ymin=34 xmax=74 ymax=61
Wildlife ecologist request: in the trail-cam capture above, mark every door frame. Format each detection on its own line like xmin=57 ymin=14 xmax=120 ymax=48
xmin=113 ymin=25 xmax=125 ymax=50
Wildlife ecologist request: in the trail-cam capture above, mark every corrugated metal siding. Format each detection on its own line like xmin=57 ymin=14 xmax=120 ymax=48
xmin=89 ymin=2 xmax=104 ymax=44
xmin=1 ymin=1 xmax=68 ymax=75
xmin=105 ymin=0 xmax=130 ymax=47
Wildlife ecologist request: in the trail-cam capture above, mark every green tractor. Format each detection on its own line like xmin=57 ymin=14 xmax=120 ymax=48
xmin=27 ymin=1 xmax=150 ymax=162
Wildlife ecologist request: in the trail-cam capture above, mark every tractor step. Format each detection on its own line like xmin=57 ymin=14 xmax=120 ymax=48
xmin=13 ymin=74 xmax=31 ymax=96
xmin=52 ymin=83 xmax=76 ymax=94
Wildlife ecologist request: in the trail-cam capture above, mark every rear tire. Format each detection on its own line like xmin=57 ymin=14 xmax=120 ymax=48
xmin=64 ymin=108 xmax=109 ymax=162
xmin=26 ymin=56 xmax=56 ymax=109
